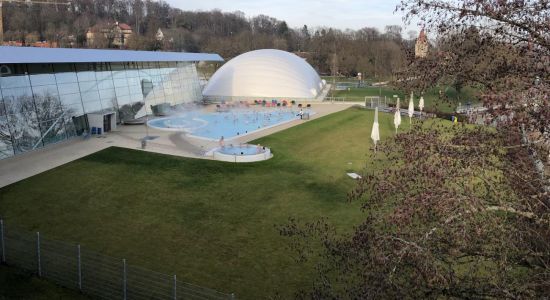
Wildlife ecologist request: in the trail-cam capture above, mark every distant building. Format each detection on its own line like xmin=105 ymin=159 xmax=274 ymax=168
xmin=2 ymin=41 xmax=58 ymax=48
xmin=86 ymin=22 xmax=133 ymax=48
xmin=415 ymin=28 xmax=429 ymax=58
xmin=32 ymin=41 xmax=58 ymax=48
xmin=2 ymin=41 xmax=23 ymax=47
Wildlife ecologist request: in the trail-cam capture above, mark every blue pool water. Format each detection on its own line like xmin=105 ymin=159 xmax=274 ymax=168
xmin=148 ymin=108 xmax=310 ymax=140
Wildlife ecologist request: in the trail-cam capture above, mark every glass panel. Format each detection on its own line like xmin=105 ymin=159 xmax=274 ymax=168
xmin=59 ymin=93 xmax=83 ymax=106
xmin=63 ymin=118 xmax=78 ymax=138
xmin=0 ymin=75 xmax=30 ymax=89
xmin=149 ymin=68 xmax=160 ymax=76
xmin=76 ymin=71 xmax=96 ymax=82
xmin=99 ymin=89 xmax=117 ymax=112
xmin=129 ymin=94 xmax=143 ymax=103
xmin=78 ymin=81 xmax=99 ymax=93
xmin=117 ymin=97 xmax=143 ymax=121
xmin=29 ymin=73 xmax=56 ymax=86
xmin=116 ymin=94 xmax=131 ymax=106
xmin=55 ymin=72 xmax=78 ymax=84
xmin=0 ymin=115 xmax=15 ymax=159
xmin=57 ymin=83 xmax=80 ymax=95
xmin=81 ymin=90 xmax=100 ymax=102
xmin=115 ymin=86 xmax=129 ymax=96
xmin=39 ymin=118 xmax=67 ymax=145
xmin=127 ymin=84 xmax=141 ymax=96
xmin=99 ymin=88 xmax=116 ymax=100
xmin=28 ymin=64 xmax=55 ymax=86
xmin=95 ymin=70 xmax=113 ymax=81
xmin=82 ymin=100 xmax=103 ymax=114
xmin=70 ymin=115 xmax=88 ymax=136
xmin=96 ymin=72 xmax=114 ymax=89
xmin=125 ymin=70 xmax=139 ymax=78
xmin=1 ymin=87 xmax=35 ymax=114
xmin=113 ymin=78 xmax=128 ymax=88
xmin=126 ymin=77 xmax=140 ymax=87
xmin=63 ymin=103 xmax=85 ymax=116
xmin=7 ymin=112 xmax=42 ymax=153
xmin=33 ymin=85 xmax=63 ymax=122
xmin=0 ymin=97 xmax=6 ymax=117
xmin=97 ymin=77 xmax=114 ymax=90
xmin=32 ymin=84 xmax=58 ymax=97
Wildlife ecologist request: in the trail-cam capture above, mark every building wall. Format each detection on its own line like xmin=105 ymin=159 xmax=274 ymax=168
xmin=0 ymin=61 xmax=202 ymax=160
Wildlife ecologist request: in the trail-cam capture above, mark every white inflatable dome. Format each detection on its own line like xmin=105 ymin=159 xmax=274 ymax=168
xmin=203 ymin=49 xmax=323 ymax=99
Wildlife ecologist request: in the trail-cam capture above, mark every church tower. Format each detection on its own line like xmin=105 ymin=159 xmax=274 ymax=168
xmin=415 ymin=28 xmax=429 ymax=58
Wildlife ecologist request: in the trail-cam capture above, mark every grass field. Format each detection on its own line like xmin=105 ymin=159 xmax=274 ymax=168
xmin=0 ymin=265 xmax=89 ymax=299
xmin=326 ymin=79 xmax=481 ymax=114
xmin=0 ymin=108 xmax=410 ymax=299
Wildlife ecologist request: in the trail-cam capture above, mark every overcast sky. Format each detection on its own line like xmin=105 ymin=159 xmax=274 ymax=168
xmin=163 ymin=0 xmax=418 ymax=33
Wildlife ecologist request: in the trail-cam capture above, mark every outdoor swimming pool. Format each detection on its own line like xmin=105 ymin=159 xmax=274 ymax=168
xmin=218 ymin=145 xmax=263 ymax=155
xmin=212 ymin=144 xmax=272 ymax=162
xmin=147 ymin=108 xmax=312 ymax=140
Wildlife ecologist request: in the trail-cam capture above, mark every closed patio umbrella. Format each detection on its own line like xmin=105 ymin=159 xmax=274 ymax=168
xmin=408 ymin=92 xmax=414 ymax=124
xmin=371 ymin=107 xmax=380 ymax=152
xmin=419 ymin=96 xmax=425 ymax=117
xmin=394 ymin=99 xmax=401 ymax=133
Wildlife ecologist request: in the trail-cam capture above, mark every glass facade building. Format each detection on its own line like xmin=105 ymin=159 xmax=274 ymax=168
xmin=0 ymin=47 xmax=223 ymax=161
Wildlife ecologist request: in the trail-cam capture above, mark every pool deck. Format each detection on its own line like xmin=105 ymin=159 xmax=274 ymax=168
xmin=0 ymin=103 xmax=355 ymax=188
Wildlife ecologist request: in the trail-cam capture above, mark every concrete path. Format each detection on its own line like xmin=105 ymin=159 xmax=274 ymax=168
xmin=0 ymin=103 xmax=355 ymax=188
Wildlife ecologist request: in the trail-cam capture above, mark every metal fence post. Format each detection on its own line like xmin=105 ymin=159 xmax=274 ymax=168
xmin=173 ymin=275 xmax=177 ymax=300
xmin=0 ymin=219 xmax=5 ymax=263
xmin=122 ymin=259 xmax=127 ymax=300
xmin=36 ymin=232 xmax=41 ymax=277
xmin=77 ymin=245 xmax=82 ymax=290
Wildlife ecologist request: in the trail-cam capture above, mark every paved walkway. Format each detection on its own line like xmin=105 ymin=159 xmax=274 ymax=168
xmin=0 ymin=103 xmax=355 ymax=188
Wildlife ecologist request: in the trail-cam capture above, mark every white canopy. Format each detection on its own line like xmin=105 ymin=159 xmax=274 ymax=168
xmin=203 ymin=49 xmax=324 ymax=99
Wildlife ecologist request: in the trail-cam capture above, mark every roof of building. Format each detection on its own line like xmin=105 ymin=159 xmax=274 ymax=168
xmin=117 ymin=23 xmax=132 ymax=31
xmin=0 ymin=46 xmax=224 ymax=64
xmin=203 ymin=49 xmax=324 ymax=99
xmin=417 ymin=28 xmax=428 ymax=43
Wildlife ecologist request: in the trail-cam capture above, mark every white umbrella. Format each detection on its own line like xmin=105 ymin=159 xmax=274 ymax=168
xmin=419 ymin=96 xmax=425 ymax=119
xmin=408 ymin=93 xmax=414 ymax=123
xmin=371 ymin=107 xmax=380 ymax=151
xmin=394 ymin=99 xmax=401 ymax=133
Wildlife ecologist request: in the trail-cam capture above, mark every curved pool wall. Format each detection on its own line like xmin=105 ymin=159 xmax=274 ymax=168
xmin=212 ymin=146 xmax=272 ymax=163
xmin=147 ymin=108 xmax=314 ymax=141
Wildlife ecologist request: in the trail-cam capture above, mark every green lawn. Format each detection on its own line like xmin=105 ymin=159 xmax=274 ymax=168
xmin=0 ymin=265 xmax=89 ymax=299
xmin=330 ymin=85 xmax=481 ymax=113
xmin=0 ymin=108 xmax=410 ymax=299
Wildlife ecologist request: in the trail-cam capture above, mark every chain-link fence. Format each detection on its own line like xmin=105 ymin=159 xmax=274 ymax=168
xmin=0 ymin=219 xmax=234 ymax=300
